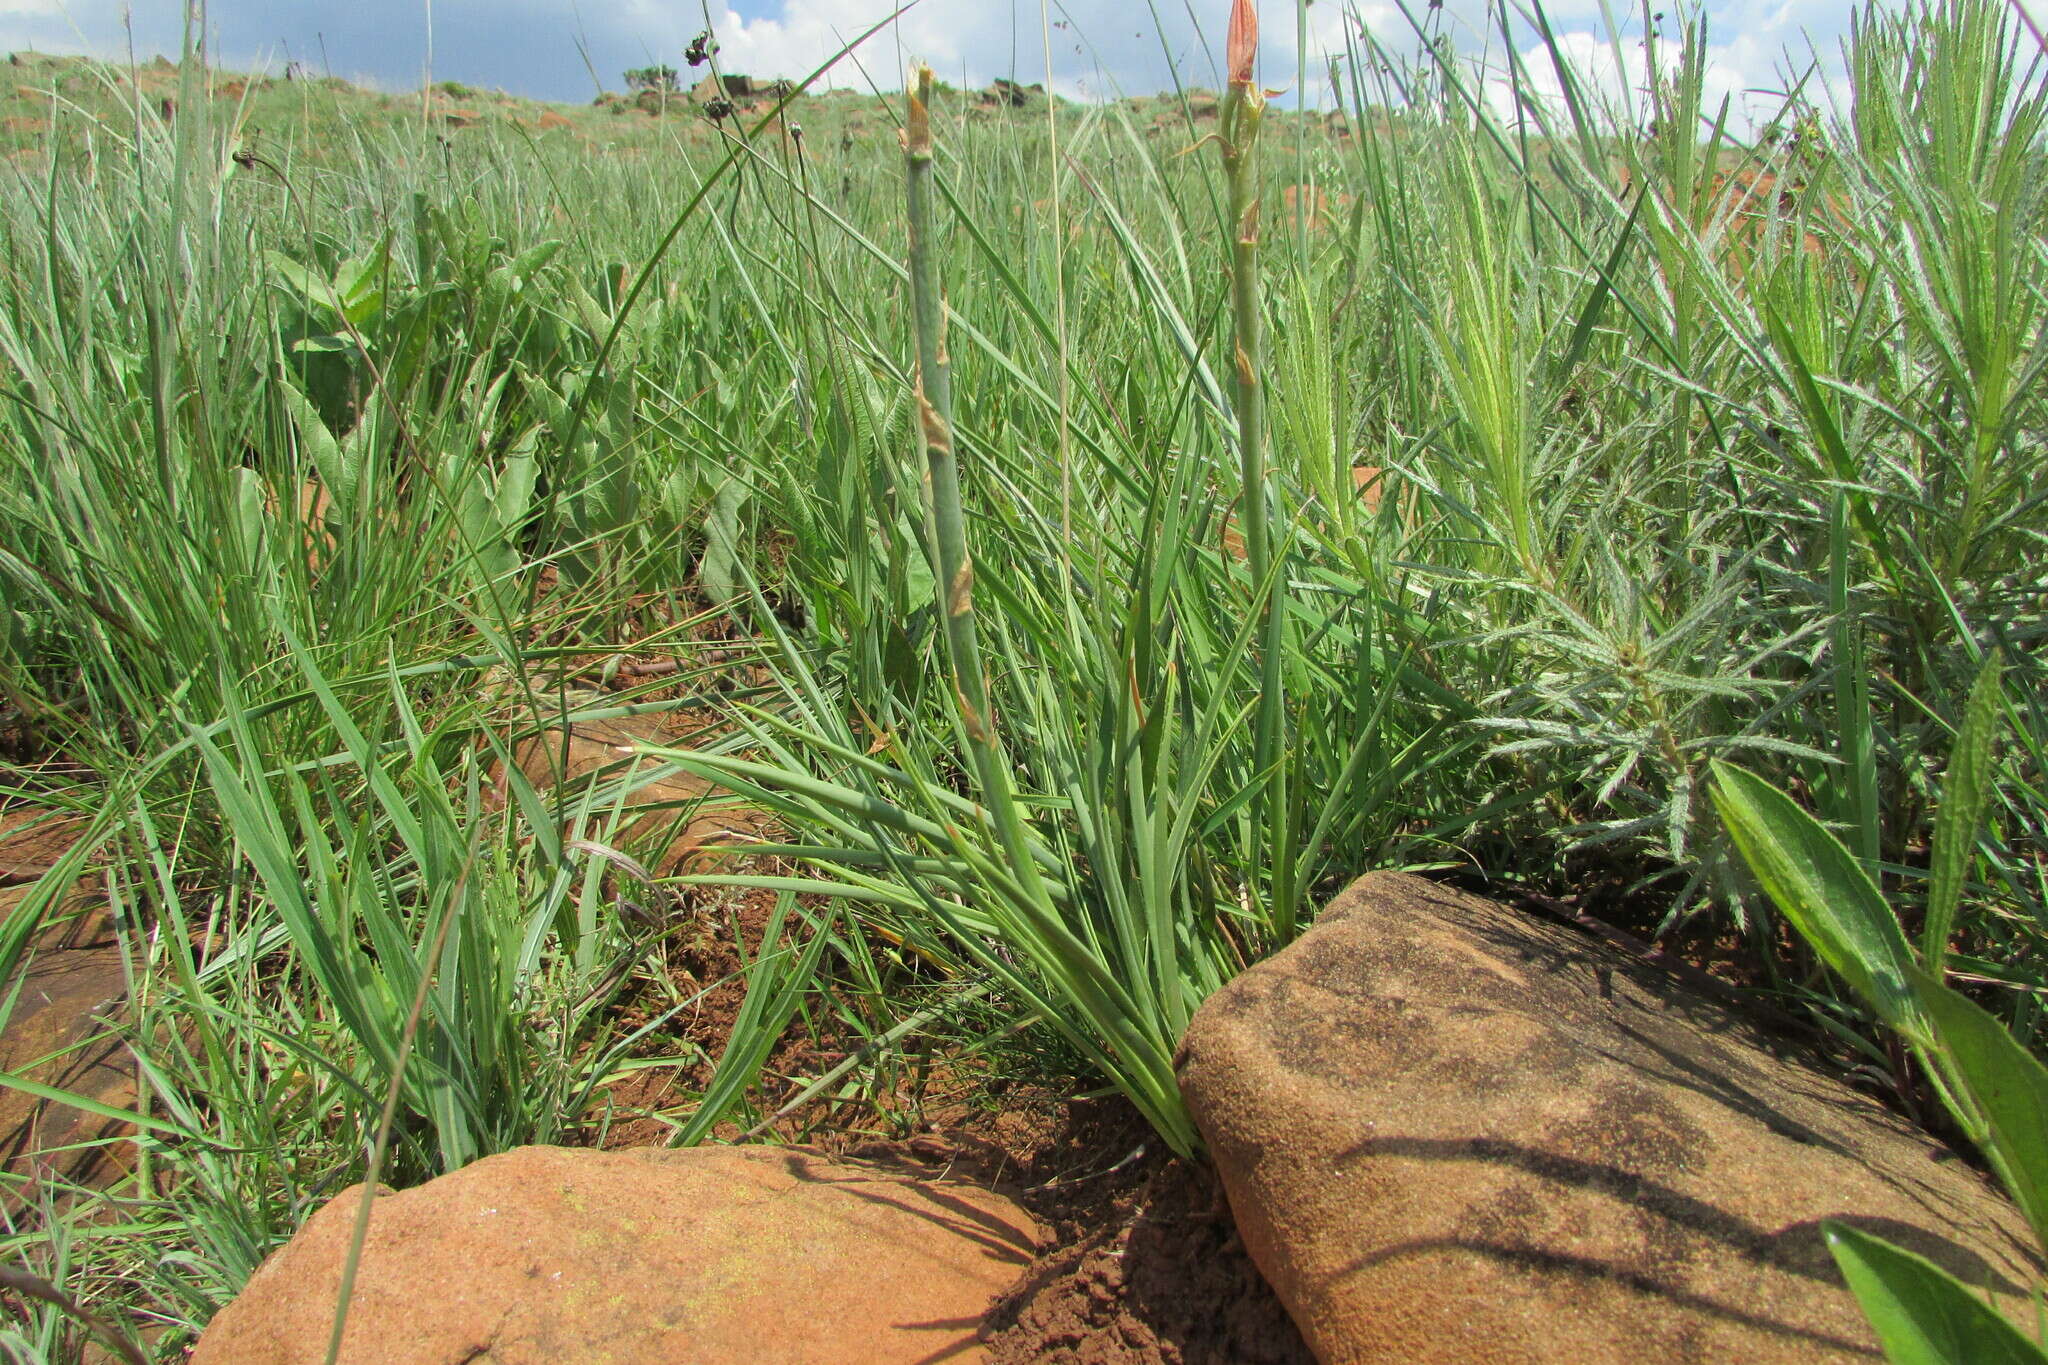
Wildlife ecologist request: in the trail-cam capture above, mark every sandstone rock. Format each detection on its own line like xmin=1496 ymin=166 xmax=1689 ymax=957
xmin=1176 ymin=871 xmax=2042 ymax=1365
xmin=1 ymin=813 xmax=135 ymax=1201
xmin=1 ymin=808 xmax=88 ymax=885
xmin=0 ymin=891 xmax=134 ymax=1202
xmin=509 ymin=709 xmax=756 ymax=874
xmin=192 ymin=1144 xmax=1040 ymax=1364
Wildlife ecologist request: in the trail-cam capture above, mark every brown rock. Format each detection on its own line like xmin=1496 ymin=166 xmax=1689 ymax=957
xmin=510 ymin=710 xmax=756 ymax=874
xmin=1175 ymin=872 xmax=2042 ymax=1365
xmin=192 ymin=1144 xmax=1041 ymax=1364
xmin=0 ymin=884 xmax=136 ymax=1201
xmin=1350 ymin=464 xmax=1384 ymax=515
xmin=1 ymin=808 xmax=87 ymax=885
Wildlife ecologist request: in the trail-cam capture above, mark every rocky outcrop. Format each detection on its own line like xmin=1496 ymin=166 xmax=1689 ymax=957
xmin=1176 ymin=871 xmax=2041 ymax=1364
xmin=192 ymin=1144 xmax=1041 ymax=1364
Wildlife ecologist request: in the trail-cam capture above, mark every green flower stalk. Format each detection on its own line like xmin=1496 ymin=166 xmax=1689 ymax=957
xmin=1220 ymin=0 xmax=1271 ymax=590
xmin=902 ymin=64 xmax=1043 ymax=892
xmin=1217 ymin=0 xmax=1298 ymax=939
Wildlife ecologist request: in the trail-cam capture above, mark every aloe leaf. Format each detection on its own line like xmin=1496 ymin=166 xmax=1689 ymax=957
xmin=278 ymin=382 xmax=352 ymax=515
xmin=1822 ymin=1220 xmax=2048 ymax=1365
xmin=697 ymin=476 xmax=747 ymax=605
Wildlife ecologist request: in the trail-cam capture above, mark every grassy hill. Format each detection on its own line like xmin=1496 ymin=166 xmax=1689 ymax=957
xmin=0 ymin=4 xmax=2044 ymax=1356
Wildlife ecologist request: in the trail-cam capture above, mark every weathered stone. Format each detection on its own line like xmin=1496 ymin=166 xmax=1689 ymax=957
xmin=191 ymin=1144 xmax=1041 ymax=1364
xmin=0 ymin=809 xmax=135 ymax=1202
xmin=509 ymin=710 xmax=755 ymax=874
xmin=1176 ymin=871 xmax=2041 ymax=1365
xmin=1 ymin=808 xmax=87 ymax=885
xmin=0 ymin=889 xmax=134 ymax=1202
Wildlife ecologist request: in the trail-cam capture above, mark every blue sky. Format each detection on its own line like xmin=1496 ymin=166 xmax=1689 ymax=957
xmin=0 ymin=0 xmax=1948 ymax=119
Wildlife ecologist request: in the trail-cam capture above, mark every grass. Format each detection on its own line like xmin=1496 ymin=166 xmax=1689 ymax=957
xmin=0 ymin=0 xmax=2043 ymax=1354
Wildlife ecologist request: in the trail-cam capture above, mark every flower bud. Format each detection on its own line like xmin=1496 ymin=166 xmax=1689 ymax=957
xmin=1227 ymin=0 xmax=1258 ymax=87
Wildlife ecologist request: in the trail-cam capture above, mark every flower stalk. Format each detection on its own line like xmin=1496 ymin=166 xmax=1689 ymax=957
xmin=1217 ymin=0 xmax=1298 ymax=939
xmin=903 ymin=64 xmax=1045 ymax=892
xmin=1221 ymin=0 xmax=1271 ymax=591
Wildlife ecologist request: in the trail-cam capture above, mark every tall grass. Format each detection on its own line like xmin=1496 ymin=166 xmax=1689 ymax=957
xmin=0 ymin=0 xmax=2041 ymax=1353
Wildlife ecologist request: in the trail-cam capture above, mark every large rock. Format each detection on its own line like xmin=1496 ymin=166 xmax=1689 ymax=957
xmin=192 ymin=1144 xmax=1041 ymax=1364
xmin=1176 ymin=871 xmax=2042 ymax=1364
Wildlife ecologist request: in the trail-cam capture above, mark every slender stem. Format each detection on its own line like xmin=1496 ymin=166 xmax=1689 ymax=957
xmin=1220 ymin=58 xmax=1295 ymax=941
xmin=1221 ymin=88 xmax=1269 ymax=590
xmin=904 ymin=66 xmax=1045 ymax=899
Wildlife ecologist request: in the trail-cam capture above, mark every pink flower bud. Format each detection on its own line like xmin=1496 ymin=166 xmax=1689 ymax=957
xmin=1227 ymin=0 xmax=1258 ymax=87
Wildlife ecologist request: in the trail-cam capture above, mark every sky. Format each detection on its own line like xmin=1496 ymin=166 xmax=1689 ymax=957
xmin=0 ymin=0 xmax=2021 ymax=127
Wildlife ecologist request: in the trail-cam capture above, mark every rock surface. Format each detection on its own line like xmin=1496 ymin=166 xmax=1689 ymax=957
xmin=192 ymin=1143 xmax=1041 ymax=1364
xmin=510 ymin=709 xmax=756 ymax=874
xmin=1176 ymin=871 xmax=2041 ymax=1365
xmin=0 ymin=811 xmax=134 ymax=1201
xmin=0 ymin=808 xmax=86 ymax=885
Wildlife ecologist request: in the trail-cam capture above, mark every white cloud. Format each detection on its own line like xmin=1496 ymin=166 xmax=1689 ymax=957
xmin=665 ymin=0 xmax=1854 ymax=124
xmin=688 ymin=0 xmax=1393 ymax=105
xmin=1481 ymin=22 xmax=1813 ymax=134
xmin=0 ymin=0 xmax=1986 ymax=126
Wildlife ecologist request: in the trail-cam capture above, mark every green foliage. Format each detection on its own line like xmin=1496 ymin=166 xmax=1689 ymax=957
xmin=1711 ymin=762 xmax=1925 ymax=1035
xmin=0 ymin=0 xmax=2042 ymax=1353
xmin=1821 ymin=1222 xmax=2048 ymax=1365
xmin=624 ymin=65 xmax=679 ymax=94
xmin=1711 ymin=653 xmax=2045 ymax=1360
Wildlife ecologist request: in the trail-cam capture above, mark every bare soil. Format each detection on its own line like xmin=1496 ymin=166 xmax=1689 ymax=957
xmin=841 ymin=1096 xmax=1311 ymax=1364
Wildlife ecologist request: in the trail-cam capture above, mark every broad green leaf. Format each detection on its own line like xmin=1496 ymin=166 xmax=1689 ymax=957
xmin=697 ymin=477 xmax=748 ymax=605
xmin=509 ymin=239 xmax=564 ymax=282
xmin=1822 ymin=1220 xmax=2048 ymax=1365
xmin=1907 ymin=964 xmax=2048 ymax=1247
xmin=1925 ymin=650 xmax=2006 ymax=969
xmin=265 ymin=250 xmax=344 ymax=316
xmin=335 ymin=234 xmax=391 ymax=325
xmin=289 ymin=333 xmax=358 ymax=355
xmin=1710 ymin=761 xmax=1921 ymax=1033
xmin=277 ymin=382 xmax=353 ymax=515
